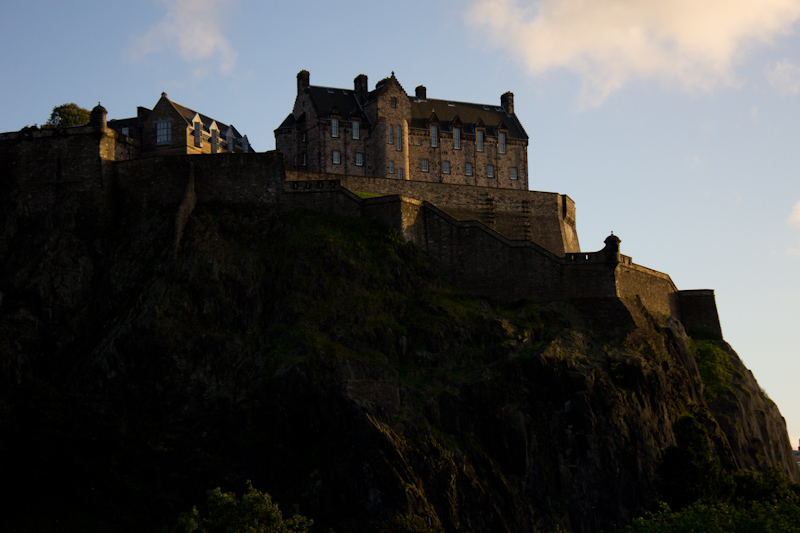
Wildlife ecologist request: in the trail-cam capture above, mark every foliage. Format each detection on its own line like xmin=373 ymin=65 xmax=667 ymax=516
xmin=176 ymin=481 xmax=312 ymax=533
xmin=620 ymin=500 xmax=800 ymax=532
xmin=655 ymin=414 xmax=728 ymax=509
xmin=689 ymin=339 xmax=740 ymax=401
xmin=43 ymin=102 xmax=90 ymax=128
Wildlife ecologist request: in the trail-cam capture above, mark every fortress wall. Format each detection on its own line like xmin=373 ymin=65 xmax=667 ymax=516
xmin=614 ymin=262 xmax=679 ymax=319
xmin=287 ymin=171 xmax=579 ymax=256
xmin=678 ymin=290 xmax=723 ymax=340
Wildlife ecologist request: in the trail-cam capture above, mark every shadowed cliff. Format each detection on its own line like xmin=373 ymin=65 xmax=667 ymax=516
xmin=0 ymin=188 xmax=796 ymax=532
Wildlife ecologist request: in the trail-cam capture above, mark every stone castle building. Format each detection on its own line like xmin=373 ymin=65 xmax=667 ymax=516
xmin=275 ymin=71 xmax=528 ymax=189
xmin=107 ymin=93 xmax=251 ymax=157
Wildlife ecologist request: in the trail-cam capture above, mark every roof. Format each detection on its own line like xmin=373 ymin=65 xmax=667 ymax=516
xmin=305 ymin=86 xmax=365 ymax=121
xmin=166 ymin=98 xmax=243 ymax=139
xmin=408 ymin=98 xmax=526 ymax=140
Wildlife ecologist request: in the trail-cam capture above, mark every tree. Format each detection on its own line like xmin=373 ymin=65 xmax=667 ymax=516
xmin=43 ymin=103 xmax=90 ymax=129
xmin=176 ymin=480 xmax=312 ymax=533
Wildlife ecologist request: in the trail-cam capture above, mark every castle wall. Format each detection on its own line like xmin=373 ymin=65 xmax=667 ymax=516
xmin=286 ymin=172 xmax=579 ymax=256
xmin=678 ymin=290 xmax=723 ymax=340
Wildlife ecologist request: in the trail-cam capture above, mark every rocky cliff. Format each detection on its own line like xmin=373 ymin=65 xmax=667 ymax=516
xmin=0 ymin=185 xmax=796 ymax=532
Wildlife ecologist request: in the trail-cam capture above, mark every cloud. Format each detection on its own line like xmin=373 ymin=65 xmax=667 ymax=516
xmin=465 ymin=0 xmax=800 ymax=106
xmin=129 ymin=0 xmax=237 ymax=76
xmin=768 ymin=60 xmax=800 ymax=94
xmin=789 ymin=201 xmax=800 ymax=227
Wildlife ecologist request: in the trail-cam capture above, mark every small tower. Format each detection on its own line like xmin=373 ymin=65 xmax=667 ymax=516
xmin=297 ymin=70 xmax=310 ymax=95
xmin=602 ymin=233 xmax=621 ymax=264
xmin=90 ymin=103 xmax=107 ymax=131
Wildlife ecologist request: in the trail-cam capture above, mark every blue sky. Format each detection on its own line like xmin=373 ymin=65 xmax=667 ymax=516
xmin=2 ymin=0 xmax=799 ymax=448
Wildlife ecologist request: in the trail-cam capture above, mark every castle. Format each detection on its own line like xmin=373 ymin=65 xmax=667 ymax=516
xmin=0 ymin=74 xmax=723 ymax=339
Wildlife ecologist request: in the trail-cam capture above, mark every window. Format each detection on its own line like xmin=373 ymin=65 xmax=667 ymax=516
xmin=397 ymin=168 xmax=403 ymax=180
xmin=331 ymin=118 xmax=339 ymax=137
xmin=453 ymin=127 xmax=461 ymax=149
xmin=416 ymin=138 xmax=421 ymax=145
xmin=430 ymin=125 xmax=437 ymax=147
xmin=477 ymin=130 xmax=484 ymax=152
xmin=302 ymin=153 xmax=307 ymax=166
xmin=227 ymin=131 xmax=234 ymax=152
xmin=355 ymin=152 xmax=363 ymax=166
xmin=421 ymin=159 xmax=429 ymax=172
xmin=121 ymin=126 xmax=129 ymax=136
xmin=156 ymin=120 xmax=171 ymax=145
xmin=396 ymin=125 xmax=401 ymax=151
xmin=391 ymin=97 xmax=397 ymax=108
xmin=332 ymin=150 xmax=341 ymax=164
xmin=510 ymin=167 xmax=518 ymax=180
xmin=352 ymin=121 xmax=359 ymax=140
xmin=301 ymin=132 xmax=306 ymax=142
xmin=388 ymin=124 xmax=393 ymax=144
xmin=465 ymin=162 xmax=473 ymax=176
xmin=194 ymin=121 xmax=202 ymax=147
xmin=487 ymin=164 xmax=495 ymax=178
xmin=443 ymin=161 xmax=450 ymax=174
xmin=499 ymin=132 xmax=506 ymax=154
xmin=211 ymin=130 xmax=218 ymax=153
xmin=389 ymin=161 xmax=395 ymax=173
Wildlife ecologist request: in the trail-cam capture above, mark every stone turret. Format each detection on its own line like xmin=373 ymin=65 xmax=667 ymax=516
xmin=602 ymin=233 xmax=621 ymax=264
xmin=90 ymin=103 xmax=107 ymax=131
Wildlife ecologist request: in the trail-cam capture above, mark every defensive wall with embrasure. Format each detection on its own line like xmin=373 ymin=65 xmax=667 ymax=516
xmin=0 ymin=125 xmax=722 ymax=339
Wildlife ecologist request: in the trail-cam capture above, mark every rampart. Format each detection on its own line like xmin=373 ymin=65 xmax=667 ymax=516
xmin=286 ymin=170 xmax=580 ymax=256
xmin=0 ymin=127 xmax=721 ymax=337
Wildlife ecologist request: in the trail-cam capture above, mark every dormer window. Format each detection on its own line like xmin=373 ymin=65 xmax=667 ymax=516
xmin=352 ymin=120 xmax=360 ymax=140
xmin=211 ymin=130 xmax=218 ymax=153
xmin=331 ymin=118 xmax=339 ymax=138
xmin=499 ymin=132 xmax=506 ymax=154
xmin=453 ymin=127 xmax=461 ymax=150
xmin=477 ymin=130 xmax=484 ymax=152
xmin=194 ymin=121 xmax=202 ymax=147
xmin=430 ymin=125 xmax=438 ymax=147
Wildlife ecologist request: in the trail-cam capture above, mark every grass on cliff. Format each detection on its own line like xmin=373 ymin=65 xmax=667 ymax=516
xmin=688 ymin=339 xmax=744 ymax=402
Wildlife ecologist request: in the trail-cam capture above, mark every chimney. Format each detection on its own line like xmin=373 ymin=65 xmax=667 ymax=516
xmin=501 ymin=91 xmax=514 ymax=114
xmin=415 ymin=85 xmax=427 ymax=100
xmin=354 ymin=74 xmax=368 ymax=104
xmin=297 ymin=70 xmax=310 ymax=95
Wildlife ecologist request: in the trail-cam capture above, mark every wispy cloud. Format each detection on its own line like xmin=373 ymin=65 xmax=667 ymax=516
xmin=465 ymin=0 xmax=800 ymax=106
xmin=129 ymin=0 xmax=237 ymax=77
xmin=768 ymin=60 xmax=800 ymax=95
xmin=789 ymin=201 xmax=800 ymax=227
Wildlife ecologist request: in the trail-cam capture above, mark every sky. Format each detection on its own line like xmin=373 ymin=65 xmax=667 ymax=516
xmin=1 ymin=0 xmax=799 ymax=449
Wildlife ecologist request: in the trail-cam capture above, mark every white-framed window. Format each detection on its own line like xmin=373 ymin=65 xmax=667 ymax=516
xmin=397 ymin=168 xmax=403 ymax=180
xmin=194 ymin=121 xmax=202 ymax=147
xmin=430 ymin=125 xmax=437 ymax=147
xmin=465 ymin=162 xmax=473 ymax=176
xmin=453 ymin=127 xmax=461 ymax=149
xmin=499 ymin=132 xmax=506 ymax=154
xmin=331 ymin=118 xmax=339 ymax=138
xmin=156 ymin=120 xmax=171 ymax=145
xmin=352 ymin=121 xmax=360 ymax=140
xmin=487 ymin=164 xmax=495 ymax=178
xmin=389 ymin=161 xmax=395 ymax=173
xmin=510 ymin=167 xmax=518 ymax=179
xmin=421 ymin=159 xmax=429 ymax=172
xmin=388 ymin=124 xmax=393 ymax=144
xmin=396 ymin=125 xmax=401 ymax=151
xmin=443 ymin=161 xmax=450 ymax=174
xmin=332 ymin=150 xmax=341 ymax=164
xmin=355 ymin=152 xmax=363 ymax=166
xmin=477 ymin=130 xmax=484 ymax=152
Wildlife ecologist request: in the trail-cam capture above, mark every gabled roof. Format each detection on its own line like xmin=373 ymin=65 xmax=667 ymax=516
xmin=305 ymin=86 xmax=365 ymax=122
xmin=166 ymin=97 xmax=243 ymax=139
xmin=408 ymin=98 xmax=526 ymax=140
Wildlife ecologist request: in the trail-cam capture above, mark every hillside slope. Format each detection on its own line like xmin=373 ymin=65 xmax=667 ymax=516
xmin=0 ymin=189 xmax=796 ymax=532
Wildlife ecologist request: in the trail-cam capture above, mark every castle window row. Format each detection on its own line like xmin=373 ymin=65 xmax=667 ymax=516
xmin=332 ymin=151 xmax=365 ymax=167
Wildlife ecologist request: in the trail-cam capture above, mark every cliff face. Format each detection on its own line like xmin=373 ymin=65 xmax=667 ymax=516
xmin=0 ymin=188 xmax=796 ymax=532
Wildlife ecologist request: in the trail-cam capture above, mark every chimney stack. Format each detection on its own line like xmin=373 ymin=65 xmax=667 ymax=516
xmin=297 ymin=70 xmax=310 ymax=95
xmin=415 ymin=85 xmax=427 ymax=100
xmin=354 ymin=74 xmax=368 ymax=104
xmin=501 ymin=91 xmax=514 ymax=114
